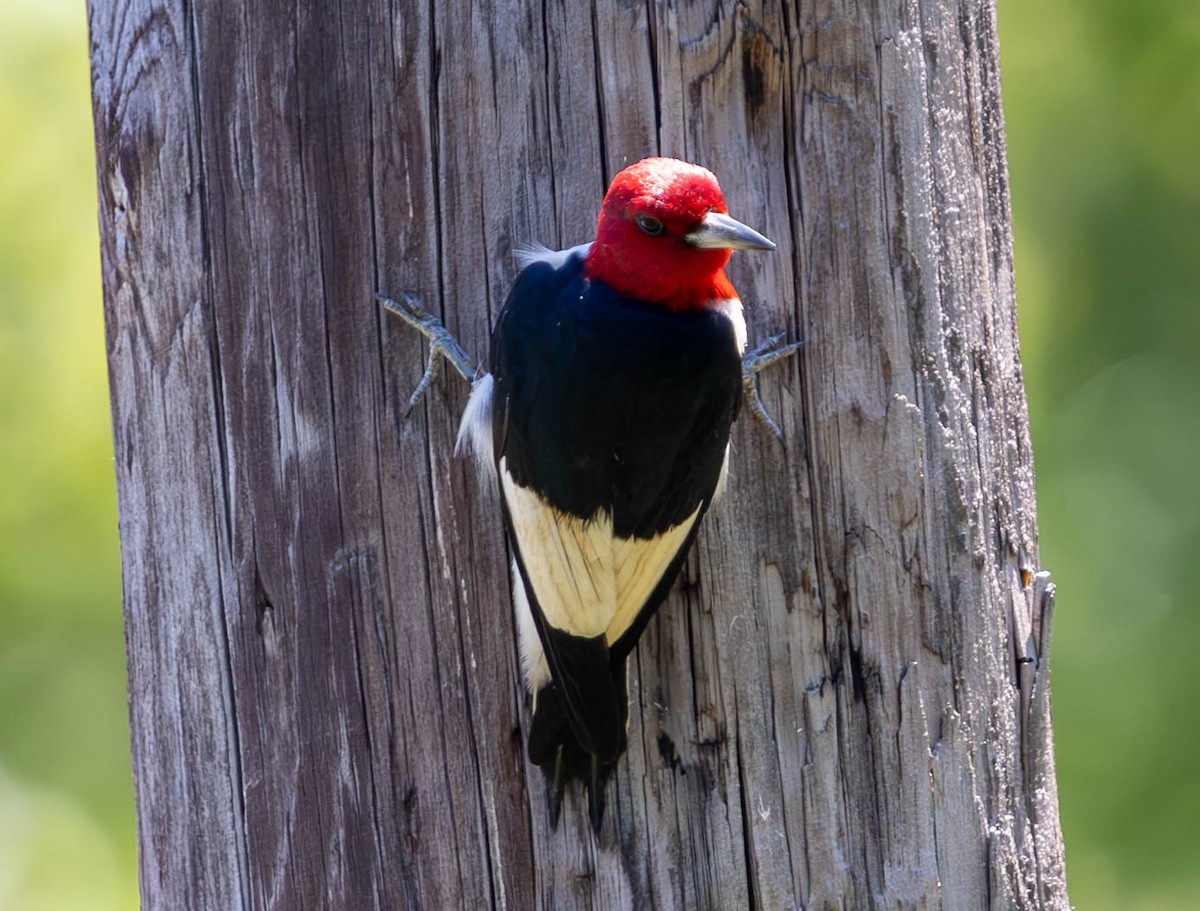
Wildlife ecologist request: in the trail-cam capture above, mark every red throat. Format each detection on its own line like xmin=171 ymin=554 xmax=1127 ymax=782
xmin=585 ymin=234 xmax=734 ymax=311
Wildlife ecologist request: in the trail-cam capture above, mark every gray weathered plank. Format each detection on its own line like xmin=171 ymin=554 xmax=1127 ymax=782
xmin=90 ymin=0 xmax=1068 ymax=907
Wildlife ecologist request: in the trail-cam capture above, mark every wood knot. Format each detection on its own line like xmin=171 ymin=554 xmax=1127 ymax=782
xmin=740 ymin=28 xmax=780 ymax=119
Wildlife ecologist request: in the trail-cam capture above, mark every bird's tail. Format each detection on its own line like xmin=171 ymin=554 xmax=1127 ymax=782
xmin=528 ymin=665 xmax=628 ymax=833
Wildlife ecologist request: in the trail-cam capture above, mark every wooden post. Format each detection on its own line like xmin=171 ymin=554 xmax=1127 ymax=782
xmin=89 ymin=0 xmax=1069 ymax=907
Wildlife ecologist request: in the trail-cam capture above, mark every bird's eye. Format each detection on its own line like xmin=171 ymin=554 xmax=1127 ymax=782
xmin=635 ymin=215 xmax=664 ymax=237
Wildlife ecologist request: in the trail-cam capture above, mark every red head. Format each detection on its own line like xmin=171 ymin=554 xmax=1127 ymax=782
xmin=584 ymin=157 xmax=774 ymax=311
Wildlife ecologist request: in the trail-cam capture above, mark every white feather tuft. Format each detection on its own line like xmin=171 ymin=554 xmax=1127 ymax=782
xmin=512 ymin=558 xmax=551 ymax=693
xmin=712 ymin=443 xmax=732 ymax=501
xmin=713 ymin=297 xmax=748 ymax=353
xmin=514 ymin=242 xmax=592 ymax=271
xmin=455 ymin=373 xmax=497 ymax=492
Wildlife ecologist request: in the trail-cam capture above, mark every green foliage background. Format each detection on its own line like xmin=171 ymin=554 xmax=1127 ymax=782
xmin=0 ymin=1 xmax=1195 ymax=908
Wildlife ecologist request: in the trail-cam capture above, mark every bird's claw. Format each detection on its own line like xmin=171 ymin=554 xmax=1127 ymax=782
xmin=377 ymin=292 xmax=479 ymax=412
xmin=742 ymin=333 xmax=802 ymax=441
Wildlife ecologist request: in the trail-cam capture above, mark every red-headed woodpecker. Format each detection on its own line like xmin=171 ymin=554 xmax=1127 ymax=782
xmin=381 ymin=157 xmax=796 ymax=832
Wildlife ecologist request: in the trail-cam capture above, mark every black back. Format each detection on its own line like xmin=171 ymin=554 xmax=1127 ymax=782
xmin=491 ymin=250 xmax=742 ymax=541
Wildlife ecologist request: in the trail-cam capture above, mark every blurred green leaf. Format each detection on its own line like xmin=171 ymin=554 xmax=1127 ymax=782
xmin=0 ymin=0 xmax=1195 ymax=908
xmin=1002 ymin=0 xmax=1200 ymax=906
xmin=0 ymin=3 xmax=135 ymax=908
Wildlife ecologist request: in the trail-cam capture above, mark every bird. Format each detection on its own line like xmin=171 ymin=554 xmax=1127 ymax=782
xmin=380 ymin=156 xmax=796 ymax=832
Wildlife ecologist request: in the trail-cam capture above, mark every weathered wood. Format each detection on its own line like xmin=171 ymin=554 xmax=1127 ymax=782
xmin=89 ymin=0 xmax=1068 ymax=908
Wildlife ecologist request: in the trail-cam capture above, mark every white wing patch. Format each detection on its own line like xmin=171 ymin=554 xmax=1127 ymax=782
xmin=607 ymin=507 xmax=700 ymax=642
xmin=501 ymin=460 xmax=615 ymax=638
xmin=514 ymin=241 xmax=592 ymax=271
xmin=500 ymin=456 xmax=701 ymax=650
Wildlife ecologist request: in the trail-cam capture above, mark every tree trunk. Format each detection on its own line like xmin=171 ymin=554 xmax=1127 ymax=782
xmin=89 ymin=0 xmax=1069 ymax=908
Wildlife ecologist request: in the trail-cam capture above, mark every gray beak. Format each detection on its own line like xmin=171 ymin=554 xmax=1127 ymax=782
xmin=685 ymin=210 xmax=776 ymax=251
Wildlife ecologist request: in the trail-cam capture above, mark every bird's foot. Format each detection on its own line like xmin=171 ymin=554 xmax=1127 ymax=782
xmin=742 ymin=333 xmax=802 ymax=441
xmin=378 ymin=292 xmax=479 ymax=412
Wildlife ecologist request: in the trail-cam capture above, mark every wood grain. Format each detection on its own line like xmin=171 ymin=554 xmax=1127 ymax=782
xmin=89 ymin=0 xmax=1068 ymax=907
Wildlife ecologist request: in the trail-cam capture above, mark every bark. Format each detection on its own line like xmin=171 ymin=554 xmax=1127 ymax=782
xmin=89 ymin=0 xmax=1068 ymax=908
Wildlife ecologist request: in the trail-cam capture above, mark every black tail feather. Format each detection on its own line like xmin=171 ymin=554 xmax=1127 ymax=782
xmin=549 ymin=745 xmax=565 ymax=829
xmin=587 ymin=754 xmax=606 ymax=834
xmin=529 ymin=671 xmax=626 ymax=831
